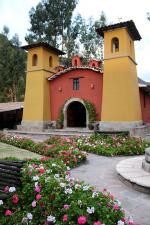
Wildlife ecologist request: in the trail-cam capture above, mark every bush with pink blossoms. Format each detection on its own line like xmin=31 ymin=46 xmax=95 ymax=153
xmin=0 ymin=158 xmax=139 ymax=225
xmin=76 ymin=134 xmax=150 ymax=156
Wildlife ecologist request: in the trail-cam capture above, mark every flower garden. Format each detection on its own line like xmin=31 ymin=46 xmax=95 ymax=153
xmin=0 ymin=133 xmax=148 ymax=224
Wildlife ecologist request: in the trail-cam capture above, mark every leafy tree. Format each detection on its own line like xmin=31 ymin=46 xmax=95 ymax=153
xmin=79 ymin=11 xmax=107 ymax=62
xmin=0 ymin=27 xmax=26 ymax=102
xmin=26 ymin=0 xmax=78 ymax=48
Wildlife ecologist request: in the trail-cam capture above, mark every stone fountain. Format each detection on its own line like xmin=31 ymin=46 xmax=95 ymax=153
xmin=142 ymin=148 xmax=150 ymax=173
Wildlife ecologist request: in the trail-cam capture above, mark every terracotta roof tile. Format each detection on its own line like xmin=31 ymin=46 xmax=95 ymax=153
xmin=0 ymin=102 xmax=23 ymax=113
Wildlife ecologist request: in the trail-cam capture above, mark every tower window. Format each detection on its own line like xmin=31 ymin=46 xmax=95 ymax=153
xmin=73 ymin=78 xmax=79 ymax=90
xmin=74 ymin=59 xmax=77 ymax=67
xmin=49 ymin=56 xmax=53 ymax=67
xmin=32 ymin=54 xmax=38 ymax=66
xmin=112 ymin=37 xmax=119 ymax=53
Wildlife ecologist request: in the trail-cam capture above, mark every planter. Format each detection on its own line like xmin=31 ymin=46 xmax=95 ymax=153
xmin=88 ymin=123 xmax=94 ymax=130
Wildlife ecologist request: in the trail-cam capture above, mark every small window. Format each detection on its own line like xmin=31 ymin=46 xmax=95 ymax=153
xmin=92 ymin=63 xmax=95 ymax=67
xmin=112 ymin=37 xmax=119 ymax=53
xmin=73 ymin=78 xmax=79 ymax=90
xmin=49 ymin=56 xmax=53 ymax=67
xmin=74 ymin=59 xmax=77 ymax=67
xmin=32 ymin=54 xmax=38 ymax=66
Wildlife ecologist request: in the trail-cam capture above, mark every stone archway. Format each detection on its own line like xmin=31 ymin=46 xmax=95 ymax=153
xmin=67 ymin=101 xmax=86 ymax=127
xmin=63 ymin=98 xmax=88 ymax=128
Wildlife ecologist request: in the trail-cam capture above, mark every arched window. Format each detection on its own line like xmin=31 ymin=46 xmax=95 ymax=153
xmin=49 ymin=56 xmax=53 ymax=67
xmin=32 ymin=54 xmax=38 ymax=66
xmin=92 ymin=63 xmax=95 ymax=67
xmin=111 ymin=37 xmax=119 ymax=53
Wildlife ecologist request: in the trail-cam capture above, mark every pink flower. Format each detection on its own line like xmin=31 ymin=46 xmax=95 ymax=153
xmin=63 ymin=204 xmax=70 ymax=209
xmin=35 ymin=185 xmax=41 ymax=193
xmin=78 ymin=216 xmax=87 ymax=224
xmin=4 ymin=186 xmax=9 ymax=193
xmin=32 ymin=200 xmax=36 ymax=207
xmin=12 ymin=194 xmax=19 ymax=204
xmin=5 ymin=209 xmax=12 ymax=216
xmin=63 ymin=214 xmax=68 ymax=222
xmin=39 ymin=167 xmax=45 ymax=174
xmin=113 ymin=204 xmax=119 ymax=210
xmin=128 ymin=223 xmax=134 ymax=225
xmin=93 ymin=222 xmax=102 ymax=225
xmin=36 ymin=194 xmax=41 ymax=200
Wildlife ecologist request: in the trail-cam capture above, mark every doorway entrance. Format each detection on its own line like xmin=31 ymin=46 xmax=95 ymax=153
xmin=67 ymin=101 xmax=86 ymax=127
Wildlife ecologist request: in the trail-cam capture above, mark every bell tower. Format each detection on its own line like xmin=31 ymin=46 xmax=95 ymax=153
xmin=20 ymin=42 xmax=64 ymax=131
xmin=96 ymin=20 xmax=142 ymax=131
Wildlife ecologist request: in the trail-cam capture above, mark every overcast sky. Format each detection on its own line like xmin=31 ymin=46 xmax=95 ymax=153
xmin=0 ymin=0 xmax=150 ymax=81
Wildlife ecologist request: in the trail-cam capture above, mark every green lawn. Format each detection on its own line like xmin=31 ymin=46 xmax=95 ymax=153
xmin=0 ymin=142 xmax=42 ymax=160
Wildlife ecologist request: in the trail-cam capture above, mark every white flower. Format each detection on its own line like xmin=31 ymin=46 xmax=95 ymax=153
xmin=115 ymin=199 xmax=122 ymax=206
xmin=32 ymin=175 xmax=39 ymax=181
xmin=65 ymin=188 xmax=72 ymax=194
xmin=78 ymin=200 xmax=82 ymax=206
xmin=83 ymin=185 xmax=89 ymax=191
xmin=47 ymin=215 xmax=56 ymax=223
xmin=67 ymin=166 xmax=70 ymax=171
xmin=46 ymin=169 xmax=52 ymax=173
xmin=87 ymin=207 xmax=95 ymax=214
xmin=65 ymin=175 xmax=71 ymax=181
xmin=9 ymin=187 xmax=16 ymax=193
xmin=52 ymin=163 xmax=57 ymax=167
xmin=117 ymin=221 xmax=124 ymax=225
xmin=27 ymin=213 xmax=33 ymax=220
xmin=0 ymin=200 xmax=3 ymax=205
xmin=92 ymin=192 xmax=98 ymax=198
xmin=34 ymin=182 xmax=38 ymax=187
xmin=54 ymin=174 xmax=60 ymax=179
xmin=60 ymin=182 xmax=66 ymax=188
xmin=75 ymin=184 xmax=81 ymax=189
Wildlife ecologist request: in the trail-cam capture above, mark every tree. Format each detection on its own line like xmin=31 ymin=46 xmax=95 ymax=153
xmin=26 ymin=0 xmax=78 ymax=48
xmin=79 ymin=11 xmax=107 ymax=62
xmin=147 ymin=12 xmax=150 ymax=21
xmin=0 ymin=27 xmax=26 ymax=102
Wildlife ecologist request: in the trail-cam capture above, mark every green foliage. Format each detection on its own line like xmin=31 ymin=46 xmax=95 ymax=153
xmin=26 ymin=0 xmax=78 ymax=48
xmin=76 ymin=134 xmax=150 ymax=156
xmin=83 ymin=100 xmax=96 ymax=124
xmin=57 ymin=98 xmax=96 ymax=127
xmin=0 ymin=134 xmax=86 ymax=168
xmin=79 ymin=11 xmax=107 ymax=61
xmin=0 ymin=27 xmax=26 ymax=102
xmin=0 ymin=157 xmax=127 ymax=225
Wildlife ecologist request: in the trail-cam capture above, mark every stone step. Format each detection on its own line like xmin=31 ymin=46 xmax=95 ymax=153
xmin=3 ymin=129 xmax=94 ymax=138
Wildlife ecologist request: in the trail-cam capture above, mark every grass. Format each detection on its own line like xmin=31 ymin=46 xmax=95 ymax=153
xmin=0 ymin=142 xmax=42 ymax=160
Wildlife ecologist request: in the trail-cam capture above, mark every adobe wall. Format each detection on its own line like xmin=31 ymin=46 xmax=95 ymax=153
xmin=49 ymin=69 xmax=103 ymax=121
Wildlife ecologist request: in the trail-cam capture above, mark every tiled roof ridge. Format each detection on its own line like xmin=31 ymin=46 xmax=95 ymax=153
xmin=48 ymin=66 xmax=103 ymax=81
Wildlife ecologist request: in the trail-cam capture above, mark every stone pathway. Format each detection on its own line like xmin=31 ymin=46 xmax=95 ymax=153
xmin=0 ymin=142 xmax=42 ymax=160
xmin=71 ymin=153 xmax=150 ymax=225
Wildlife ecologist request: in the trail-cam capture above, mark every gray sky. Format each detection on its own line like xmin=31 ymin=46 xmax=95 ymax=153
xmin=0 ymin=0 xmax=150 ymax=81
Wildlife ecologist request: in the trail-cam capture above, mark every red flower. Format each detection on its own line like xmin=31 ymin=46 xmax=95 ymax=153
xmin=78 ymin=216 xmax=87 ymax=224
xmin=5 ymin=209 xmax=12 ymax=216
xmin=63 ymin=214 xmax=68 ymax=222
xmin=12 ymin=194 xmax=19 ymax=204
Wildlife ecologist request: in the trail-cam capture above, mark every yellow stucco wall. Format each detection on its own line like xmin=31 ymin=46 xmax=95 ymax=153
xmin=101 ymin=27 xmax=142 ymax=122
xmin=23 ymin=46 xmax=59 ymax=122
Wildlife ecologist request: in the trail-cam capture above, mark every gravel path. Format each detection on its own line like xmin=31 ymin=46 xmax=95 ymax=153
xmin=71 ymin=153 xmax=150 ymax=225
xmin=0 ymin=142 xmax=42 ymax=160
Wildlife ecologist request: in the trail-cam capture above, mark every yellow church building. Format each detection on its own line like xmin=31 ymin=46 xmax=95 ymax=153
xmin=19 ymin=20 xmax=150 ymax=133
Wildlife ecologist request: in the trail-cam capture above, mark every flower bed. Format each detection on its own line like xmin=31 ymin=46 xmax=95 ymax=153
xmin=0 ymin=134 xmax=86 ymax=168
xmin=0 ymin=158 xmax=139 ymax=225
xmin=75 ymin=134 xmax=150 ymax=156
